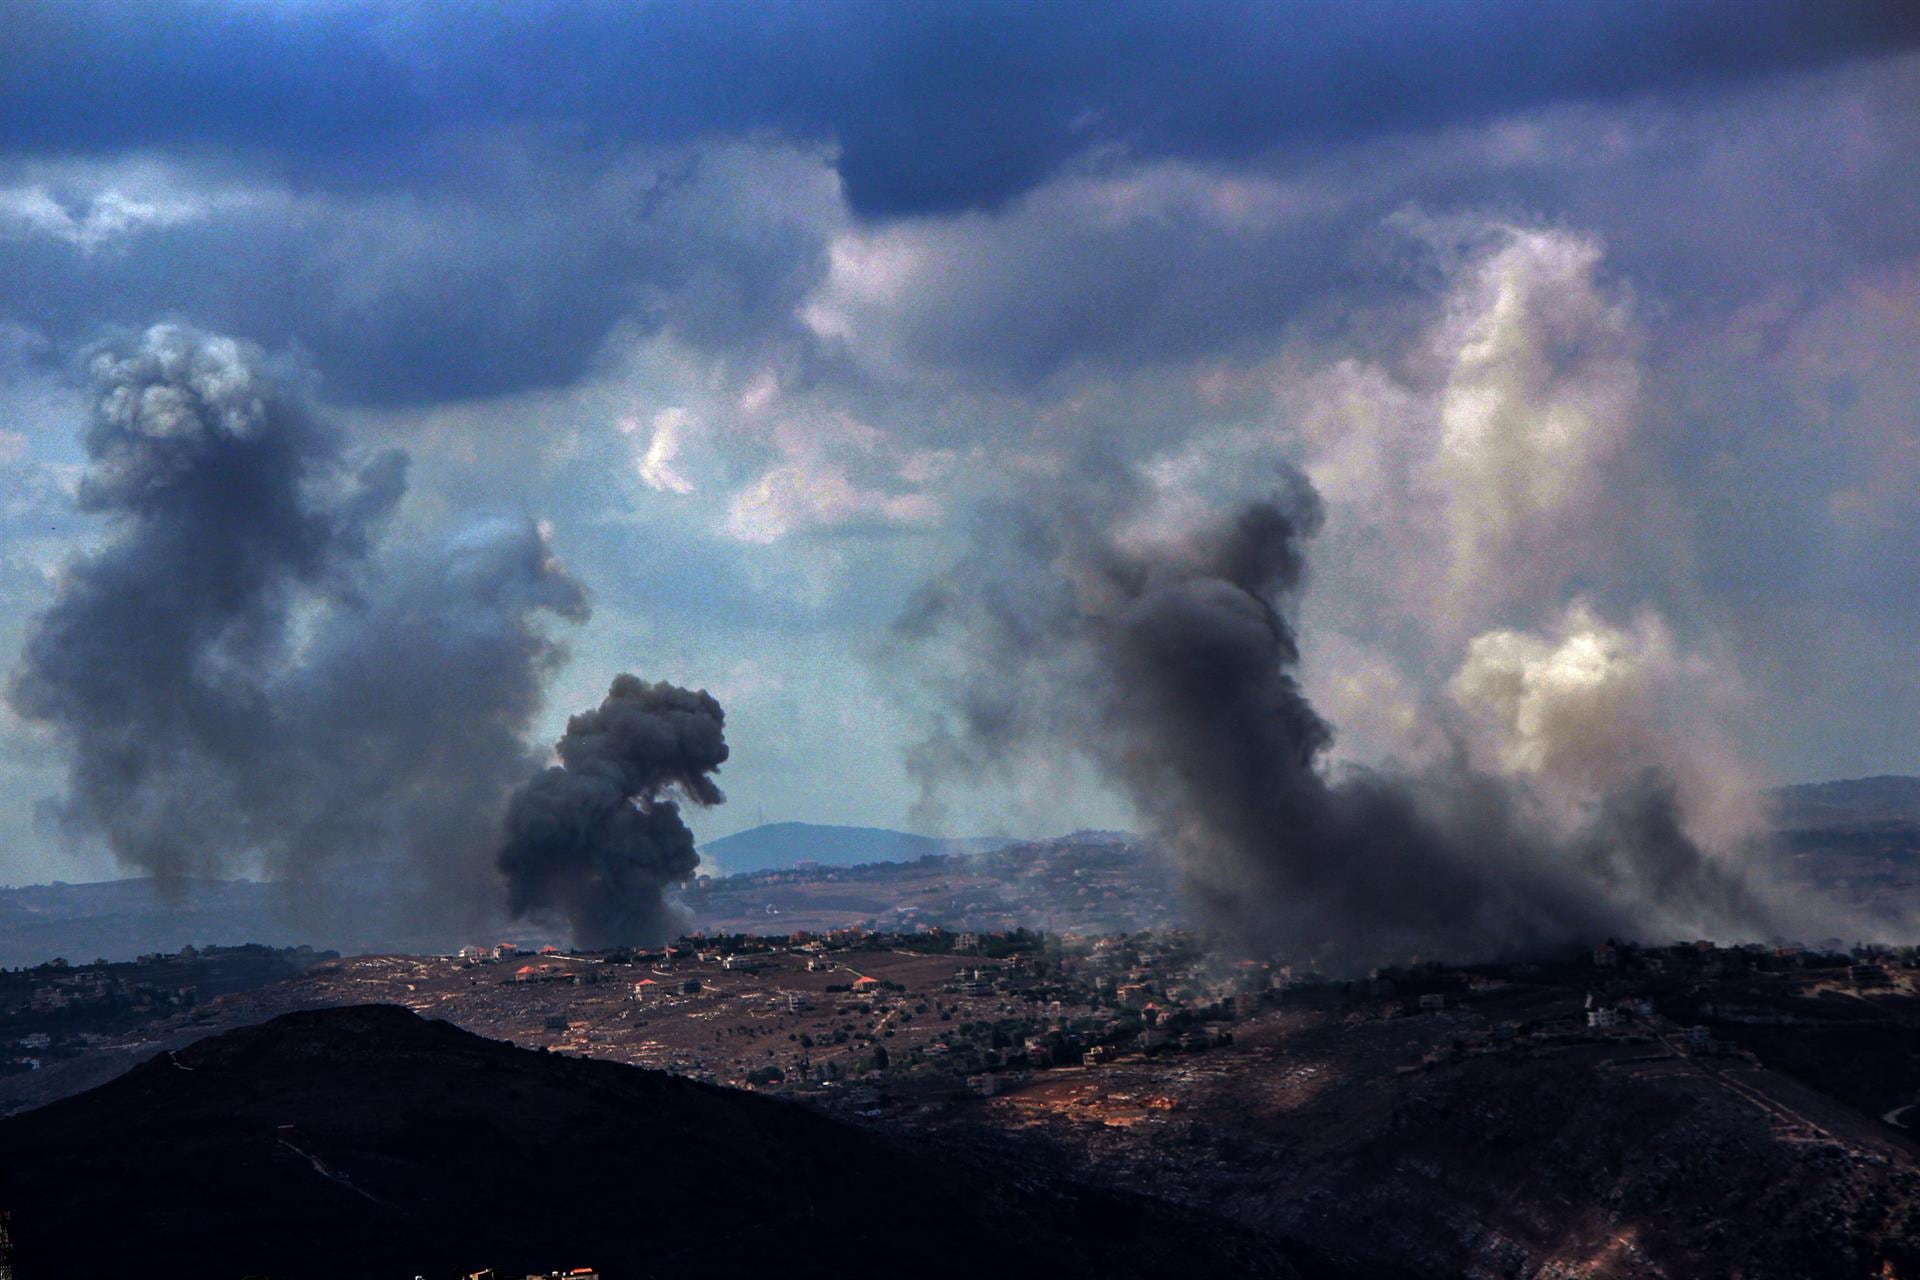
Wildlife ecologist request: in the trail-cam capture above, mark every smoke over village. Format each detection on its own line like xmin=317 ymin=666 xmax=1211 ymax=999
xmin=3 ymin=6 xmax=1920 ymax=1278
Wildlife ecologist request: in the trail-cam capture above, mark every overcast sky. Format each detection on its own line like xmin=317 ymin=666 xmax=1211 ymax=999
xmin=3 ymin=1 xmax=1919 ymax=886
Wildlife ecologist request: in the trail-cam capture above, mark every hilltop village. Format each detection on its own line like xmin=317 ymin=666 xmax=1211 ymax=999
xmin=676 ymin=834 xmax=1184 ymax=937
xmin=0 ymin=944 xmax=328 ymax=1081
xmin=18 ymin=922 xmax=1913 ymax=1114
xmin=345 ymin=928 xmax=1920 ymax=1114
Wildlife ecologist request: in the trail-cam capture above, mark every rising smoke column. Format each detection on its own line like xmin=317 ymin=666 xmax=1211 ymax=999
xmin=898 ymin=462 xmax=1778 ymax=967
xmin=497 ymin=674 xmax=728 ymax=948
xmin=7 ymin=324 xmax=588 ymax=944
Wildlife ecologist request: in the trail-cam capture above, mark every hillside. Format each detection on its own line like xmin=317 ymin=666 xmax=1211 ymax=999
xmin=697 ymin=821 xmax=1017 ymax=875
xmin=1773 ymin=775 xmax=1920 ymax=827
xmin=0 ymin=1004 xmax=1299 ymax=1280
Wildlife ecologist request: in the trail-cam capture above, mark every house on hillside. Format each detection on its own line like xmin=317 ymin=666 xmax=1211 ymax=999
xmin=1851 ymin=963 xmax=1893 ymax=989
xmin=851 ymin=976 xmax=882 ymax=997
xmin=632 ymin=978 xmax=658 ymax=1001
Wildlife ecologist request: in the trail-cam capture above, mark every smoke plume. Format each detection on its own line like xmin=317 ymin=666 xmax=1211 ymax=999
xmin=898 ymin=461 xmax=1781 ymax=968
xmin=7 ymin=325 xmax=588 ymax=945
xmin=497 ymin=674 xmax=728 ymax=948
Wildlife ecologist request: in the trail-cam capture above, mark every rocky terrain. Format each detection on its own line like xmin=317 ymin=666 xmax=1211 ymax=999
xmin=914 ymin=996 xmax=1920 ymax=1279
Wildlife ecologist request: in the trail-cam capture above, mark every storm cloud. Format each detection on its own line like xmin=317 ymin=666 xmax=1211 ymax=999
xmin=7 ymin=1 xmax=1917 ymax=217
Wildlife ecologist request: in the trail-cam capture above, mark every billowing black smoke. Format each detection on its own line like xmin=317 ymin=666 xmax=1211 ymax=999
xmin=7 ymin=325 xmax=588 ymax=946
xmin=497 ymin=674 xmax=727 ymax=948
xmin=898 ymin=463 xmax=1778 ymax=968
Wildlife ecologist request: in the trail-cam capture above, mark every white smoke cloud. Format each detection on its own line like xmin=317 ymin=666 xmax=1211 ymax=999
xmin=1285 ymin=221 xmax=1659 ymax=642
xmin=1449 ymin=602 xmax=1761 ymax=851
xmin=1117 ymin=218 xmax=1770 ymax=880
xmin=1428 ymin=225 xmax=1643 ymax=620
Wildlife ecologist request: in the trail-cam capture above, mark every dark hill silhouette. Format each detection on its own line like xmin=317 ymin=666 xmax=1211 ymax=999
xmin=0 ymin=1004 xmax=1298 ymax=1280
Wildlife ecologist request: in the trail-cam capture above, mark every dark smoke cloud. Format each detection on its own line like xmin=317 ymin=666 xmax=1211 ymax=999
xmin=7 ymin=324 xmax=588 ymax=946
xmin=498 ymin=674 xmax=727 ymax=948
xmin=897 ymin=463 xmax=1778 ymax=969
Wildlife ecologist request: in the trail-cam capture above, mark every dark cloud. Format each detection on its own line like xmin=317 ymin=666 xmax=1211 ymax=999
xmin=498 ymin=674 xmax=728 ymax=948
xmin=6 ymin=324 xmax=588 ymax=945
xmin=896 ymin=461 xmax=1779 ymax=968
xmin=0 ymin=138 xmax=839 ymax=406
xmin=5 ymin=0 xmax=1916 ymax=218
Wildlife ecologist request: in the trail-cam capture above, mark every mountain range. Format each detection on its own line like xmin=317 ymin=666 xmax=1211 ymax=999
xmin=696 ymin=820 xmax=1020 ymax=875
xmin=4 ymin=779 xmax=1918 ymax=967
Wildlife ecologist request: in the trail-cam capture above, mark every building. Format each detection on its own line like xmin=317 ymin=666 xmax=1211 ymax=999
xmin=1418 ymin=993 xmax=1446 ymax=1012
xmin=1850 ymin=963 xmax=1893 ymax=989
xmin=1586 ymin=1006 xmax=1620 ymax=1030
xmin=632 ymin=978 xmax=658 ymax=1001
xmin=851 ymin=976 xmax=882 ymax=997
xmin=1593 ymin=942 xmax=1619 ymax=968
xmin=1679 ymin=1025 xmax=1713 ymax=1052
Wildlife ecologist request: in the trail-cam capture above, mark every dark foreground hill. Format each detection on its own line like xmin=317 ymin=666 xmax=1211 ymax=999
xmin=0 ymin=1004 xmax=1297 ymax=1280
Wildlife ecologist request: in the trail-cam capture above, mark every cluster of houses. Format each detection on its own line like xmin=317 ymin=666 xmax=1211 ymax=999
xmin=1590 ymin=937 xmax=1917 ymax=985
xmin=2 ymin=944 xmax=325 ymax=1078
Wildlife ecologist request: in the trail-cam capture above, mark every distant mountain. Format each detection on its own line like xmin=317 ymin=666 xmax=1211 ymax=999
xmin=0 ymin=878 xmax=317 ymax=969
xmin=0 ymin=1005 xmax=1298 ymax=1279
xmin=1770 ymin=775 xmax=1920 ymax=828
xmin=0 ymin=876 xmax=526 ymax=969
xmin=698 ymin=820 xmax=1019 ymax=875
